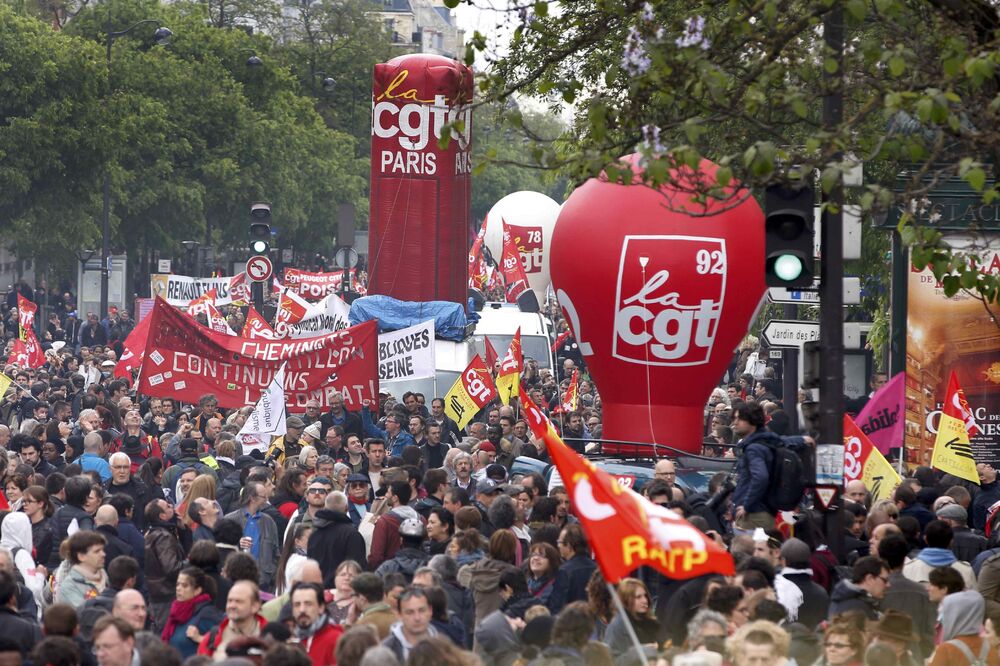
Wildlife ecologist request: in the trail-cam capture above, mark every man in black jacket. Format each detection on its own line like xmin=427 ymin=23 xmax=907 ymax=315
xmin=0 ymin=570 xmax=41 ymax=660
xmin=306 ymin=491 xmax=367 ymax=587
xmin=94 ymin=506 xmax=132 ymax=570
xmin=105 ymin=453 xmax=155 ymax=530
xmin=49 ymin=475 xmax=95 ymax=568
xmin=938 ymin=502 xmax=988 ymax=563
xmin=547 ymin=523 xmax=596 ymax=613
xmin=319 ymin=392 xmax=363 ymax=441
xmin=777 ymin=538 xmax=829 ymax=630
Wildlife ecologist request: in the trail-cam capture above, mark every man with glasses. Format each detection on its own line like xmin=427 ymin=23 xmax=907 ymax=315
xmin=345 ymin=474 xmax=372 ymax=527
xmin=283 ymin=476 xmax=334 ymax=540
xmin=828 ymin=555 xmax=890 ymax=620
xmin=653 ymin=459 xmax=685 ymax=501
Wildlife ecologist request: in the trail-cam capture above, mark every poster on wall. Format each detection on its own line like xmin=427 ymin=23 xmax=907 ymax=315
xmin=905 ymin=237 xmax=1000 ymax=469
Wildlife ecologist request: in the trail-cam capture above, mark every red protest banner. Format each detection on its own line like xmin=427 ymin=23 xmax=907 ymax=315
xmin=284 ymin=268 xmax=356 ymax=300
xmin=137 ymin=297 xmax=378 ymax=410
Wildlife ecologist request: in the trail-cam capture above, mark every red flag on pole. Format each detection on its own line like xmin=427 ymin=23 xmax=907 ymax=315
xmin=483 ymin=337 xmax=500 ymax=372
xmin=7 ymin=340 xmax=29 ymax=368
xmin=519 ymin=385 xmax=735 ymax=582
xmin=552 ymin=370 xmax=579 ymax=414
xmin=500 ymin=219 xmax=531 ymax=303
xmin=16 ymin=294 xmax=36 ymax=341
xmin=242 ymin=307 xmax=277 ymax=340
xmin=114 ymin=313 xmax=152 ymax=380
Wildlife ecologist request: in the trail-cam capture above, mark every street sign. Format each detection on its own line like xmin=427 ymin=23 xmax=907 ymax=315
xmin=246 ymin=255 xmax=274 ymax=283
xmin=767 ymin=277 xmax=862 ymax=305
xmin=157 ymin=259 xmax=171 ymax=273
xmin=814 ymin=486 xmax=838 ymax=510
xmin=762 ymin=319 xmax=820 ymax=347
xmin=334 ymin=246 xmax=359 ymax=269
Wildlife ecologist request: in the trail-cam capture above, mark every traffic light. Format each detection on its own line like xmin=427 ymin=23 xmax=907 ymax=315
xmin=764 ymin=184 xmax=815 ymax=287
xmin=249 ymin=202 xmax=271 ymax=255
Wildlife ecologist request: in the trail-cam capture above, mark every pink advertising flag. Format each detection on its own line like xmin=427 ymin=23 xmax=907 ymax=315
xmin=855 ymin=373 xmax=905 ymax=454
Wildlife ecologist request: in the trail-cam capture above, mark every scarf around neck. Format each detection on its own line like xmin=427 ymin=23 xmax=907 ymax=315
xmin=162 ymin=593 xmax=211 ymax=642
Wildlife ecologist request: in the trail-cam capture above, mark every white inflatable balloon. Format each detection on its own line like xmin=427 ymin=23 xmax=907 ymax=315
xmin=483 ymin=191 xmax=561 ymax=306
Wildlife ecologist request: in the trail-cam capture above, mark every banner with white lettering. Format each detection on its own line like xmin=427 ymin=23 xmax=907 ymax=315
xmin=274 ymin=292 xmax=352 ymax=339
xmin=284 ymin=268 xmax=357 ymax=300
xmin=378 ymin=320 xmax=435 ymax=383
xmin=150 ymin=274 xmax=238 ymax=306
xmin=137 ymin=297 xmax=378 ymax=410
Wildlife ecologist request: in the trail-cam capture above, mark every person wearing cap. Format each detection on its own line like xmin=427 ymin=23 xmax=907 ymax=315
xmin=345 ymin=473 xmax=372 ymax=528
xmin=776 ymin=537 xmax=829 ymax=630
xmin=472 ymin=441 xmax=497 ymax=479
xmin=869 ymin=610 xmax=921 ymax=666
xmin=375 ymin=518 xmax=431 ymax=579
xmin=301 ymin=422 xmax=322 ymax=449
xmin=161 ymin=438 xmax=217 ymax=492
xmin=266 ymin=415 xmax=306 ymax=466
xmin=473 ymin=479 xmax=504 ymax=538
xmin=360 ymin=407 xmax=415 ymax=458
xmin=938 ymin=502 xmax=989 ymax=564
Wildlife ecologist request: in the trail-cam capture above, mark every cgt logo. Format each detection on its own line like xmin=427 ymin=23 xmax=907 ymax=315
xmin=612 ymin=235 xmax=726 ymax=366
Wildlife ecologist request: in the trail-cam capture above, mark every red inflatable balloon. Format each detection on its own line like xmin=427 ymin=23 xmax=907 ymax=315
xmin=550 ymin=155 xmax=765 ymax=455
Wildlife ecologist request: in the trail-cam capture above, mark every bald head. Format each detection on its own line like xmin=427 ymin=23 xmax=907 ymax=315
xmin=113 ymin=588 xmax=148 ymax=630
xmin=845 ymin=480 xmax=868 ymax=504
xmin=95 ymin=505 xmax=119 ymax=527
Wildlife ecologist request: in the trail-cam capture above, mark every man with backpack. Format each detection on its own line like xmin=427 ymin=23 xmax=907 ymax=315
xmin=731 ymin=401 xmax=812 ymax=532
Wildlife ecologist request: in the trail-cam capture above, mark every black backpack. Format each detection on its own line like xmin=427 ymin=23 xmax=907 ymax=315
xmin=764 ymin=439 xmax=808 ymax=512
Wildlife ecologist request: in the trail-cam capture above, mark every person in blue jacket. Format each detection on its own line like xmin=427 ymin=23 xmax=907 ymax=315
xmin=361 ymin=406 xmax=415 ymax=457
xmin=731 ymin=401 xmax=811 ymax=532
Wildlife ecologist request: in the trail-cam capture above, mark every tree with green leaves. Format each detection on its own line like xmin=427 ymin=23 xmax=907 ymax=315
xmin=0 ymin=0 xmax=367 ymax=291
xmin=456 ymin=0 xmax=1000 ymax=314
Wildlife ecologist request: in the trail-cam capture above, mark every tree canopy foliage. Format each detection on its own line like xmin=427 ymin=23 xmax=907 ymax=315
xmin=459 ymin=0 xmax=1000 ymax=309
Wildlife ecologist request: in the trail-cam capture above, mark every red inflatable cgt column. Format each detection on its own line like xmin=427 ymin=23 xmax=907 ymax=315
xmin=368 ymin=54 xmax=473 ymax=305
xmin=550 ymin=155 xmax=766 ymax=455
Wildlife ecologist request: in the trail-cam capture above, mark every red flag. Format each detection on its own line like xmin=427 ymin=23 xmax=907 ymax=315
xmin=518 ymin=385 xmax=734 ymax=582
xmin=114 ymin=312 xmax=152 ymax=379
xmin=500 ymin=219 xmax=531 ymax=303
xmin=7 ymin=340 xmax=29 ymax=367
xmin=276 ymin=289 xmax=310 ymax=325
xmin=229 ymin=272 xmax=250 ymax=306
xmin=496 ymin=328 xmax=522 ymax=405
xmin=483 ymin=337 xmax=500 ymax=372
xmin=205 ymin=303 xmax=236 ymax=336
xmin=16 ymin=294 xmax=36 ymax=341
xmin=945 ymin=370 xmax=982 ymax=437
xmin=186 ymin=289 xmax=218 ymax=318
xmin=22 ymin=327 xmax=44 ymax=368
xmin=242 ymin=307 xmax=277 ymax=340
xmin=552 ymin=370 xmax=579 ymax=414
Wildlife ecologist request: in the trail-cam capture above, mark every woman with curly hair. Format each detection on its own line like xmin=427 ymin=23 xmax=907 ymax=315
xmin=813 ymin=617 xmax=864 ymax=666
xmin=586 ymin=568 xmax=613 ymax=640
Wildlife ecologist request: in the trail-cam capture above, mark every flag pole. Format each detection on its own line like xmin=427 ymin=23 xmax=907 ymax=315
xmin=606 ymin=582 xmax=650 ymax=666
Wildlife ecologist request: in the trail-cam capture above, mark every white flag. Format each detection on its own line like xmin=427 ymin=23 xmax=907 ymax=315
xmin=237 ymin=365 xmax=287 ymax=453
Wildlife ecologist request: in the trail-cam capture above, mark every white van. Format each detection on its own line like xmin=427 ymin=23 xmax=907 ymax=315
xmin=382 ymin=302 xmax=555 ymax=400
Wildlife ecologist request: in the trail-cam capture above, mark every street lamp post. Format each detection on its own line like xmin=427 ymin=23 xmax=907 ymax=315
xmin=101 ymin=15 xmax=172 ymax=319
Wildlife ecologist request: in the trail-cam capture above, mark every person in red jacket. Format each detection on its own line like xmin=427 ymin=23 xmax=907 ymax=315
xmin=291 ymin=582 xmax=343 ymax=665
xmin=197 ymin=581 xmax=267 ymax=659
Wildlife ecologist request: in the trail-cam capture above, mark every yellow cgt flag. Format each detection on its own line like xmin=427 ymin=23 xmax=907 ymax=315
xmin=931 ymin=372 xmax=980 ymax=485
xmin=495 ymin=328 xmax=522 ymax=406
xmin=444 ymin=355 xmax=498 ymax=430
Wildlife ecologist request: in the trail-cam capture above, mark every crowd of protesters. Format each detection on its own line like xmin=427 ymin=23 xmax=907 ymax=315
xmin=0 ymin=287 xmax=994 ymax=666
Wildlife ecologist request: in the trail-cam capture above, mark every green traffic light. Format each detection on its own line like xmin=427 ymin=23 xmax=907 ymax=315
xmin=774 ymin=254 xmax=804 ymax=282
